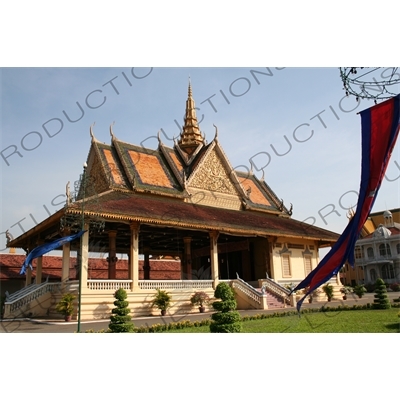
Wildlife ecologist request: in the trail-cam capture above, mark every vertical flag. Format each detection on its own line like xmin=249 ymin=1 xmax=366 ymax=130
xmin=292 ymin=94 xmax=400 ymax=312
xmin=20 ymin=230 xmax=86 ymax=275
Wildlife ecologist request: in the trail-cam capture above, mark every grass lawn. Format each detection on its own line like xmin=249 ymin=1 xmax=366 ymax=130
xmin=163 ymin=309 xmax=400 ymax=333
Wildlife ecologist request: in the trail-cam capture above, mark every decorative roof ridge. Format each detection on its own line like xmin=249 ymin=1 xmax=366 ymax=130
xmin=159 ymin=142 xmax=185 ymax=187
xmin=113 ymin=138 xmax=158 ymax=155
xmin=133 ymin=187 xmax=187 ymax=199
xmin=258 ymin=178 xmax=291 ymax=216
xmin=174 ymin=139 xmax=205 ymax=166
xmin=109 ymin=136 xmax=139 ymax=190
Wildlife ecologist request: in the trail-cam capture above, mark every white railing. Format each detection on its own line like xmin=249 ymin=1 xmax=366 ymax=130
xmin=261 ymin=277 xmax=291 ymax=304
xmin=139 ymin=280 xmax=214 ymax=290
xmin=4 ymin=282 xmax=62 ymax=314
xmin=87 ymin=280 xmax=132 ymax=290
xmin=232 ymin=277 xmax=262 ymax=305
xmin=263 ymin=278 xmax=291 ymax=297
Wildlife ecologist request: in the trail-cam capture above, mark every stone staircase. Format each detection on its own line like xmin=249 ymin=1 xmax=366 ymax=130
xmin=232 ymin=276 xmax=292 ymax=310
xmin=262 ymin=290 xmax=287 ymax=309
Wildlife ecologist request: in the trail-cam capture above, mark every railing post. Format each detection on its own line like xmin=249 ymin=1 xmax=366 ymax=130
xmin=289 ymin=292 xmax=296 ymax=307
xmin=261 ymin=293 xmax=269 ymax=310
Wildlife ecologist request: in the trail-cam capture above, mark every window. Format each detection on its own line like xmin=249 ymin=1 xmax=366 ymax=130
xmin=397 ymin=243 xmax=400 ymax=254
xmin=282 ymin=254 xmax=291 ymax=277
xmin=379 ymin=243 xmax=391 ymax=257
xmin=370 ymin=268 xmax=376 ymax=282
xmin=304 ymin=256 xmax=312 ymax=276
xmin=355 ymin=247 xmax=362 ymax=259
xmin=382 ymin=264 xmax=395 ymax=280
xmin=367 ymin=247 xmax=374 ymax=259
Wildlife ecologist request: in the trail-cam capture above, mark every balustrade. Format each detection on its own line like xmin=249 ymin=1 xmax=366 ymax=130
xmin=138 ymin=280 xmax=213 ymax=290
xmin=87 ymin=280 xmax=132 ymax=290
xmin=5 ymin=282 xmax=62 ymax=313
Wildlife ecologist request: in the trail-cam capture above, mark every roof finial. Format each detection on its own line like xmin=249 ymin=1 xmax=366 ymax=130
xmin=110 ymin=121 xmax=116 ymax=140
xmin=90 ymin=122 xmax=96 ymax=142
xmin=213 ymin=124 xmax=218 ymax=141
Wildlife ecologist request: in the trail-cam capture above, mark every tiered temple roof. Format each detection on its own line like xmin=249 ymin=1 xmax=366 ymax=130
xmin=8 ymin=83 xmax=339 ymax=251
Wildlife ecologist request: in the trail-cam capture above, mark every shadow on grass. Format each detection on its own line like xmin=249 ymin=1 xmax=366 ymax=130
xmin=384 ymin=322 xmax=400 ymax=332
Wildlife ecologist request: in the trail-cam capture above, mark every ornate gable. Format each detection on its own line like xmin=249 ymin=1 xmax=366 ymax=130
xmin=185 ymin=142 xmax=245 ymax=210
xmin=79 ymin=128 xmax=130 ymax=200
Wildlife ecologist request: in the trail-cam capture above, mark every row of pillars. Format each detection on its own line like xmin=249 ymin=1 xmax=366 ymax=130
xmin=25 ymin=224 xmax=221 ymax=290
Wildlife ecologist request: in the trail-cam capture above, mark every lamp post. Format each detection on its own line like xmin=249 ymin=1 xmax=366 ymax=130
xmin=77 ymin=162 xmax=87 ymax=333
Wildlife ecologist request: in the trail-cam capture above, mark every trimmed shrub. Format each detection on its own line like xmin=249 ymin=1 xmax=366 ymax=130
xmin=372 ymin=278 xmax=391 ymax=310
xmin=210 ymin=282 xmax=242 ymax=333
xmin=108 ymin=288 xmax=135 ymax=333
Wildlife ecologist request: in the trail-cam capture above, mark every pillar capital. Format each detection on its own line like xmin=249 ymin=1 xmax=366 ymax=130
xmin=209 ymin=231 xmax=219 ymax=247
xmin=183 ymin=236 xmax=192 ymax=244
xmin=108 ymin=230 xmax=117 ymax=238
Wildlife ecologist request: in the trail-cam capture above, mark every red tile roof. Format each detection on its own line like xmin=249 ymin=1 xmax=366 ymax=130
xmin=69 ymin=191 xmax=339 ymax=242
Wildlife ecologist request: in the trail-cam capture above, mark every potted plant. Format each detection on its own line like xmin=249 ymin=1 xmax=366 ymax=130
xmin=151 ymin=289 xmax=172 ymax=316
xmin=303 ymin=286 xmax=321 ymax=303
xmin=340 ymin=286 xmax=351 ymax=300
xmin=353 ymin=285 xmax=367 ymax=298
xmin=302 ymin=287 xmax=313 ymax=303
xmin=55 ymin=293 xmax=76 ymax=321
xmin=322 ymin=283 xmax=334 ymax=302
xmin=190 ymin=291 xmax=210 ymax=312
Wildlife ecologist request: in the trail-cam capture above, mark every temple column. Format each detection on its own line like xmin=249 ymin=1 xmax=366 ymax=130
xmin=35 ymin=239 xmax=44 ymax=284
xmin=36 ymin=256 xmax=43 ymax=284
xmin=183 ymin=237 xmax=192 ymax=279
xmin=209 ymin=231 xmax=220 ymax=289
xmin=62 ymin=241 xmax=71 ymax=283
xmin=108 ymin=230 xmax=118 ymax=279
xmin=129 ymin=222 xmax=140 ymax=291
xmin=25 ymin=267 xmax=32 ymax=287
xmin=143 ymin=247 xmax=150 ymax=280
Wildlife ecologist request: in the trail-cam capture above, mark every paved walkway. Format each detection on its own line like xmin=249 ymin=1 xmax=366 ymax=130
xmin=1 ymin=292 xmax=399 ymax=333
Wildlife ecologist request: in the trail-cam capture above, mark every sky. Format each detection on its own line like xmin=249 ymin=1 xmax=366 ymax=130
xmin=1 ymin=67 xmax=399 ymax=254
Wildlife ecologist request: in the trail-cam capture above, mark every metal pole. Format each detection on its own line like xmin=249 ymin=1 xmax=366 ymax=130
xmin=77 ymin=162 xmax=87 ymax=333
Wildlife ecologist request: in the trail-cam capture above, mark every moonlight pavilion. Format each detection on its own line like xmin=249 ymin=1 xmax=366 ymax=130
xmin=5 ymin=84 xmax=339 ymax=320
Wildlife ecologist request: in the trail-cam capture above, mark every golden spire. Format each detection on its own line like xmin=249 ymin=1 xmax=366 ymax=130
xmin=178 ymin=81 xmax=204 ymax=154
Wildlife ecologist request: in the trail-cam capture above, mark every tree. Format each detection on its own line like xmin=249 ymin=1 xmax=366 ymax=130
xmin=109 ymin=288 xmax=135 ymax=333
xmin=210 ymin=282 xmax=242 ymax=333
xmin=372 ymin=278 xmax=391 ymax=309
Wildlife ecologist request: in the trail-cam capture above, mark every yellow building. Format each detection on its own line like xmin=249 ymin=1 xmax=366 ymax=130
xmin=4 ymin=84 xmax=339 ymax=320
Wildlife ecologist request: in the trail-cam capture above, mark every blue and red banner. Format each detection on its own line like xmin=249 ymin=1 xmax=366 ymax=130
xmin=20 ymin=230 xmax=86 ymax=275
xmin=292 ymin=94 xmax=400 ymax=312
